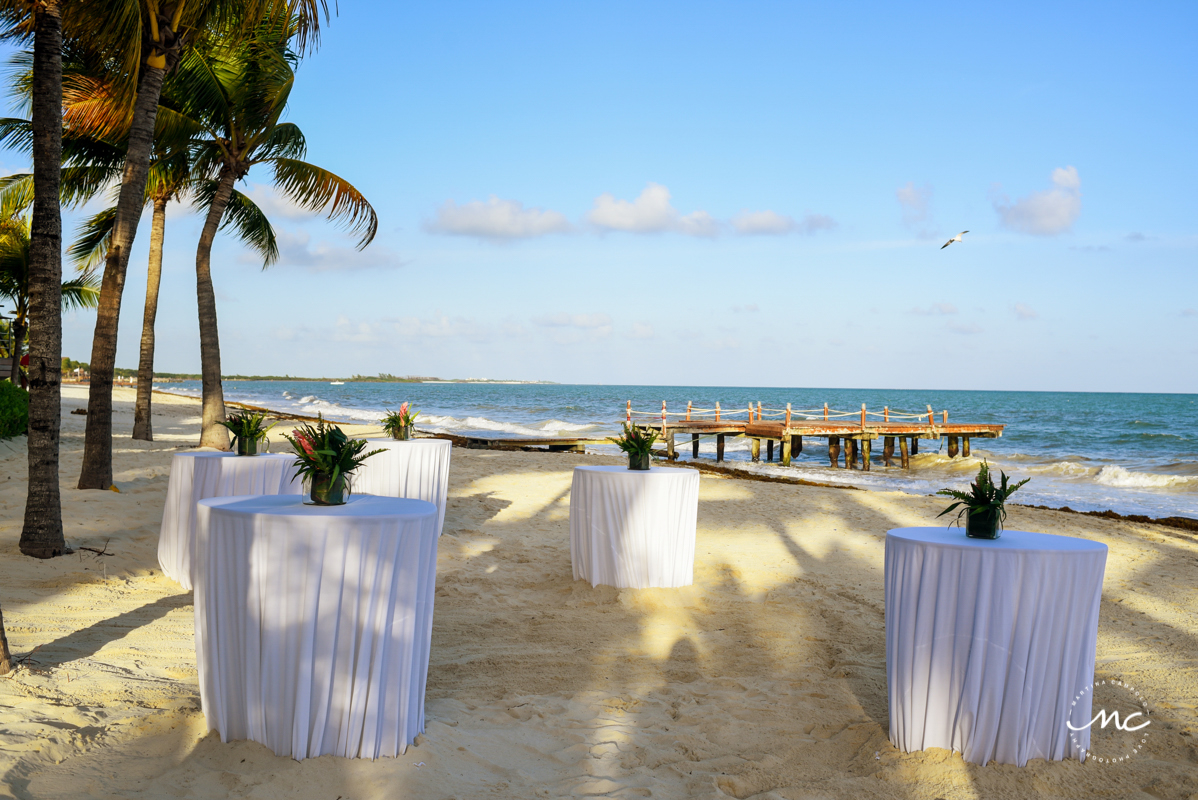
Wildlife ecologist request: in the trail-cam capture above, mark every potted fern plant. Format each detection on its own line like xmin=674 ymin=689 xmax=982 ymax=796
xmin=283 ymin=415 xmax=385 ymax=505
xmin=381 ymin=402 xmax=419 ymax=440
xmin=609 ymin=422 xmax=658 ymax=471
xmin=219 ymin=411 xmax=275 ymax=456
xmin=936 ymin=461 xmax=1030 ymax=539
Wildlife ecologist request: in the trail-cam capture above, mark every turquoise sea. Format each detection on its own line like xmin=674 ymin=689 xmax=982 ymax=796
xmin=163 ymin=381 xmax=1198 ymax=520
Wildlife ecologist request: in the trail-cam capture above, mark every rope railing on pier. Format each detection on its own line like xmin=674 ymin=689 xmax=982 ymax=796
xmin=626 ymin=400 xmax=951 ymax=427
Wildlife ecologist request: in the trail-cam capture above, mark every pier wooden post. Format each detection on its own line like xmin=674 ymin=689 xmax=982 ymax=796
xmin=792 ymin=435 xmax=802 ymax=455
xmin=847 ymin=439 xmax=858 ymax=469
xmin=686 ymin=401 xmax=692 ymax=421
xmin=862 ymin=438 xmax=871 ymax=471
xmin=883 ymin=436 xmax=895 ymax=466
xmin=715 ymin=402 xmax=721 ymax=422
xmin=861 ymin=404 xmax=866 ymax=427
xmin=626 ymin=400 xmax=631 ymax=424
xmin=884 ymin=406 xmax=889 ymax=422
xmin=785 ymin=403 xmax=792 ymax=427
xmin=717 ymin=434 xmax=726 ymax=462
xmin=766 ymin=439 xmax=774 ymax=462
xmin=900 ymin=436 xmax=909 ymax=468
xmin=824 ymin=403 xmax=829 ymax=421
xmin=692 ymin=433 xmax=699 ymax=458
xmin=829 ymin=436 xmax=841 ymax=468
xmin=782 ymin=436 xmax=792 ymax=466
xmin=943 ymin=410 xmax=948 ymax=424
xmin=910 ymin=437 xmax=919 ymax=455
xmin=757 ymin=401 xmax=763 ymax=421
xmin=947 ymin=436 xmax=959 ymax=458
xmin=667 ymin=431 xmax=677 ymax=461
xmin=963 ymin=437 xmax=971 ymax=457
xmin=751 ymin=438 xmax=761 ymax=462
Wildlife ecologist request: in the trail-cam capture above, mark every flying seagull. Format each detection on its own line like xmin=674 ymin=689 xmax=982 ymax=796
xmin=941 ymin=230 xmax=969 ymax=249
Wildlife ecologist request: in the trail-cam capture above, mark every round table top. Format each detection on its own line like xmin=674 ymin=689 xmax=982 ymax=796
xmin=574 ymin=465 xmax=698 ymax=478
xmin=887 ymin=526 xmax=1106 ymax=554
xmin=363 ymin=438 xmax=452 ymax=450
xmin=174 ymin=450 xmax=293 ymax=460
xmin=199 ymin=493 xmax=437 ymax=521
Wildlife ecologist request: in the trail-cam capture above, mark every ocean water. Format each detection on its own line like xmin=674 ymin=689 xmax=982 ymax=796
xmin=161 ymin=381 xmax=1198 ymax=520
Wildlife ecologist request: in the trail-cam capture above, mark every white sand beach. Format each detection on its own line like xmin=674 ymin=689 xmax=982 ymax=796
xmin=0 ymin=387 xmax=1195 ymax=799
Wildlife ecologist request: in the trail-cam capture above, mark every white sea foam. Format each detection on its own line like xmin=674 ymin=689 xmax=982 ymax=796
xmin=1094 ymin=465 xmax=1198 ymax=490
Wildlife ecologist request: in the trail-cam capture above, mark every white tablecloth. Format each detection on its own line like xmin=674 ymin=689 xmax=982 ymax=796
xmin=194 ymin=494 xmax=439 ymax=760
xmin=885 ymin=527 xmax=1107 ymax=766
xmin=569 ymin=465 xmax=700 ymax=589
xmin=158 ymin=452 xmax=303 ymax=590
xmin=349 ymin=439 xmax=452 ymax=536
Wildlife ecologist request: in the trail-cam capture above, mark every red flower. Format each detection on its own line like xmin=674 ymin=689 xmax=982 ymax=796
xmin=293 ymin=431 xmax=315 ymax=455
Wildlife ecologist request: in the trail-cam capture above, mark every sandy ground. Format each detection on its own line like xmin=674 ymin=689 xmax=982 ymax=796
xmin=0 ymin=386 xmax=1195 ymax=800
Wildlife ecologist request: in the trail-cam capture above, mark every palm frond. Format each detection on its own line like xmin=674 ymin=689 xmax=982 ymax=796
xmin=222 ymin=188 xmax=279 ymax=267
xmin=271 ymin=158 xmax=378 ymax=248
xmin=67 ymin=208 xmax=116 ymax=273
xmin=61 ymin=272 xmax=101 ymax=311
xmin=0 ymin=173 xmax=32 ymax=217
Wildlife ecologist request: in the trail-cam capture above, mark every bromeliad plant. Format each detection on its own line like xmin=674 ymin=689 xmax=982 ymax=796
xmin=283 ymin=415 xmax=385 ymax=505
xmin=381 ymin=402 xmax=419 ymax=440
xmin=936 ymin=461 xmax=1030 ymax=539
xmin=219 ymin=411 xmax=276 ymax=456
xmin=609 ymin=422 xmax=658 ymax=471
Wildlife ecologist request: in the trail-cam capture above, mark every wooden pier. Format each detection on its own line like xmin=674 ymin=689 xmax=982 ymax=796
xmin=628 ymin=401 xmax=1003 ymax=470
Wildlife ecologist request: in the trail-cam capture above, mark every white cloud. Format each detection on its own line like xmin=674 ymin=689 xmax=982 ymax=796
xmin=993 ymin=166 xmax=1082 ymax=236
xmin=267 ymin=229 xmax=401 ymax=272
xmin=896 ymin=182 xmax=934 ymax=236
xmin=587 ymin=183 xmax=718 ymax=237
xmin=1126 ymin=232 xmax=1147 ymax=242
xmin=947 ymin=321 xmax=982 ymax=335
xmin=424 ymin=196 xmax=571 ymax=240
xmin=1013 ymin=303 xmax=1038 ymax=320
xmin=732 ymin=303 xmax=759 ymax=313
xmin=1182 ymin=309 xmax=1197 ymax=317
xmin=731 ymin=210 xmax=836 ymax=236
xmin=532 ymin=312 xmax=612 ymax=329
xmin=242 ymin=184 xmax=315 ymax=221
xmin=389 ymin=315 xmax=491 ymax=341
xmin=911 ymin=303 xmax=957 ymax=316
xmin=626 ymin=322 xmax=654 ymax=339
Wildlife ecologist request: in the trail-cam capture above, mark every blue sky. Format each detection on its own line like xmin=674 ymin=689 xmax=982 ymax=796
xmin=5 ymin=1 xmax=1196 ymax=390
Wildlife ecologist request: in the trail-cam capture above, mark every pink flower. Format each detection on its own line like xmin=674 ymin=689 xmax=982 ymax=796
xmin=293 ymin=431 xmax=315 ymax=455
xmin=399 ymin=402 xmax=408 ymax=418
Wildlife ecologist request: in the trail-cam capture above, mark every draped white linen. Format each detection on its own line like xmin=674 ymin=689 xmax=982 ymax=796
xmin=158 ymin=452 xmax=303 ymax=590
xmin=885 ymin=527 xmax=1107 ymax=766
xmin=194 ymin=494 xmax=439 ymax=760
xmin=569 ymin=465 xmax=700 ymax=589
xmin=349 ymin=439 xmax=452 ymax=536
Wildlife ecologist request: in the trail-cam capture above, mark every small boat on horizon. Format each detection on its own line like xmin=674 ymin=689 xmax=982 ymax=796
xmin=330 ymin=381 xmax=345 ymax=385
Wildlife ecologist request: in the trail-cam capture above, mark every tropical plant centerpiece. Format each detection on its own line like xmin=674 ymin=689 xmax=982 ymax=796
xmin=609 ymin=423 xmax=658 ymax=471
xmin=283 ymin=415 xmax=384 ymax=505
xmin=936 ymin=461 xmax=1030 ymax=539
xmin=381 ymin=402 xmax=419 ymax=441
xmin=219 ymin=411 xmax=275 ymax=456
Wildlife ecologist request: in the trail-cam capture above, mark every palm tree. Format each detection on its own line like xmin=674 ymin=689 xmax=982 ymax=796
xmin=74 ymin=0 xmax=329 ymax=490
xmin=0 ymin=215 xmax=102 ymax=380
xmin=0 ymin=0 xmax=67 ymax=557
xmin=170 ymin=16 xmax=376 ymax=448
xmin=0 ymin=603 xmax=11 ymax=675
xmin=69 ymin=151 xmax=278 ymax=441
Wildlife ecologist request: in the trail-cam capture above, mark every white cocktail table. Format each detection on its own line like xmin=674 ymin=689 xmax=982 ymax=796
xmin=350 ymin=438 xmax=452 ymax=535
xmin=569 ymin=465 xmax=700 ymax=589
xmin=158 ymin=451 xmax=303 ymax=590
xmin=194 ymin=494 xmax=439 ymax=760
xmin=885 ymin=526 xmax=1107 ymax=766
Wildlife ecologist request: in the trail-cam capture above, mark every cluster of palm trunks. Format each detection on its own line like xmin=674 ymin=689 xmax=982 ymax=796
xmin=642 ymin=418 xmax=1004 ymax=470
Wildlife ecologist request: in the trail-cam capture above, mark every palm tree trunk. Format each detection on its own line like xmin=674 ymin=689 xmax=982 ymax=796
xmin=196 ymin=167 xmax=236 ymax=450
xmin=20 ymin=0 xmax=65 ymax=559
xmin=132 ymin=198 xmax=168 ymax=441
xmin=0 ymin=603 xmax=12 ymax=675
xmin=77 ymin=63 xmax=167 ymax=489
xmin=8 ymin=320 xmax=23 ymax=385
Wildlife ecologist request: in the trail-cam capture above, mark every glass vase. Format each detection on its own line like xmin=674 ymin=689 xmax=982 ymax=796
xmin=628 ymin=452 xmax=650 ymax=471
xmin=965 ymin=508 xmax=1001 ymax=539
xmin=392 ymin=425 xmax=413 ymax=441
xmin=309 ymin=471 xmax=348 ymax=505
